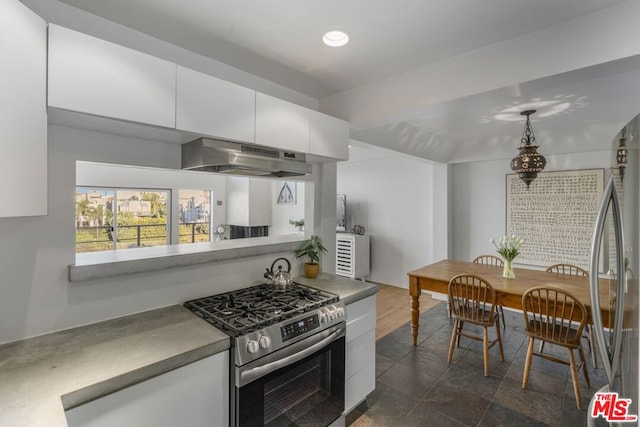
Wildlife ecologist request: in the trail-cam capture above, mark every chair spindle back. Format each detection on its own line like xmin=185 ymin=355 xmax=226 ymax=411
xmin=521 ymin=287 xmax=587 ymax=346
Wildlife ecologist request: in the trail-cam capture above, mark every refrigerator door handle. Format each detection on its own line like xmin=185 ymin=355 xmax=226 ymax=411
xmin=589 ymin=174 xmax=626 ymax=386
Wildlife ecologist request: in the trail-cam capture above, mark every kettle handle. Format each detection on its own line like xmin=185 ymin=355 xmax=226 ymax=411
xmin=270 ymin=257 xmax=291 ymax=273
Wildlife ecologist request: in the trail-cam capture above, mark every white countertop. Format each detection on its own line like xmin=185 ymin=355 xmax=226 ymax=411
xmin=0 ymin=306 xmax=229 ymax=427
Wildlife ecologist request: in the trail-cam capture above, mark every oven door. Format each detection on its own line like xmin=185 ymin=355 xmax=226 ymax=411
xmin=234 ymin=323 xmax=346 ymax=426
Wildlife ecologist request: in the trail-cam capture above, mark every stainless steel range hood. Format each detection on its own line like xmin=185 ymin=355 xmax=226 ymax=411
xmin=181 ymin=138 xmax=311 ymax=177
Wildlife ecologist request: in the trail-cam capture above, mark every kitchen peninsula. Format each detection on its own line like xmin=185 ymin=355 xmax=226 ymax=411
xmin=0 ymin=276 xmax=377 ymax=427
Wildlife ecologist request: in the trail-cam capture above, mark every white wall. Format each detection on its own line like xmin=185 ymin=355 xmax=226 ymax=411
xmin=270 ymin=181 xmax=306 ymax=236
xmin=450 ymin=150 xmax=611 ymax=264
xmin=0 ymin=125 xmax=336 ymax=344
xmin=337 ymin=156 xmax=437 ymax=288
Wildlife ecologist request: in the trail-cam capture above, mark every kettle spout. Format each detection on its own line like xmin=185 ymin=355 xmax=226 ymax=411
xmin=264 ymin=268 xmax=274 ymax=280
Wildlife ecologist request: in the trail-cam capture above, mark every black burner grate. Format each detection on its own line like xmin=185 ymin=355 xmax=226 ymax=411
xmin=184 ymin=283 xmax=339 ymax=336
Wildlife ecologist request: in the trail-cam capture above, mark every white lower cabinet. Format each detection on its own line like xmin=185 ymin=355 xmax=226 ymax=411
xmin=65 ymin=352 xmax=229 ymax=427
xmin=345 ymin=295 xmax=376 ymax=414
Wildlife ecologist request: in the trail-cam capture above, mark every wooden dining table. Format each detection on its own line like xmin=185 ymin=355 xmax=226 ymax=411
xmin=407 ymin=259 xmax=615 ymax=346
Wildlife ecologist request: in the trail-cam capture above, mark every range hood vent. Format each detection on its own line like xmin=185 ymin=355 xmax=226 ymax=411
xmin=181 ymin=138 xmax=311 ymax=177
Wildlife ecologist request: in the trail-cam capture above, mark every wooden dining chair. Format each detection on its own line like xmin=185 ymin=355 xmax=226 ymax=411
xmin=521 ymin=286 xmax=591 ymax=409
xmin=473 ymin=254 xmax=504 ymax=267
xmin=447 ymin=274 xmax=505 ymax=376
xmin=542 ymin=263 xmax=597 ymax=368
xmin=473 ymin=255 xmax=506 ymax=329
xmin=546 ymin=263 xmax=589 ymax=276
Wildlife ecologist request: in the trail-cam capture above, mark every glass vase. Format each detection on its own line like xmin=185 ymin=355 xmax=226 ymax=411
xmin=503 ymin=260 xmax=515 ymax=279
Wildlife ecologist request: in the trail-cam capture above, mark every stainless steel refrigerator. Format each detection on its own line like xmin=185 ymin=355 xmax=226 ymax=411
xmin=588 ymin=113 xmax=639 ymax=426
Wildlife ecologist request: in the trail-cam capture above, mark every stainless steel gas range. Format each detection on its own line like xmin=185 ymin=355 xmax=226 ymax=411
xmin=185 ymin=282 xmax=346 ymax=427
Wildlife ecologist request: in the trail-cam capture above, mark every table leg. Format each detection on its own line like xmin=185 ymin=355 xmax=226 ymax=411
xmin=409 ymin=276 xmax=421 ymax=346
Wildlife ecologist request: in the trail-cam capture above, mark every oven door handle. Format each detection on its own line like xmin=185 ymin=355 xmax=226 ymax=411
xmin=238 ymin=324 xmax=345 ymax=386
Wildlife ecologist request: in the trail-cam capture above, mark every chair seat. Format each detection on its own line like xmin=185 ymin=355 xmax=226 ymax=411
xmin=452 ymin=305 xmax=495 ymax=325
xmin=526 ymin=319 xmax=581 ymax=347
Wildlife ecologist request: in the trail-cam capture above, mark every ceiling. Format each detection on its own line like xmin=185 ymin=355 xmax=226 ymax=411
xmin=55 ymin=0 xmax=640 ymax=164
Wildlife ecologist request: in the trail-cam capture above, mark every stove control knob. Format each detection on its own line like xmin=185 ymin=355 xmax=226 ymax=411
xmin=247 ymin=339 xmax=259 ymax=354
xmin=320 ymin=308 xmax=330 ymax=323
xmin=259 ymin=335 xmax=271 ymax=349
xmin=336 ymin=307 xmax=345 ymax=318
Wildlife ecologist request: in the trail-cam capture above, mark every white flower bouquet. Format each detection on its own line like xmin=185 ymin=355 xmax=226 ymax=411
xmin=490 ymin=235 xmax=524 ymax=261
xmin=490 ymin=234 xmax=524 ymax=278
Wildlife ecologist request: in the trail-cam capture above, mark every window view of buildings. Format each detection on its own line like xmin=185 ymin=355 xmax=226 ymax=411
xmin=75 ymin=187 xmax=170 ymax=253
xmin=178 ymin=190 xmax=212 ymax=243
xmin=75 ymin=187 xmax=214 ymax=253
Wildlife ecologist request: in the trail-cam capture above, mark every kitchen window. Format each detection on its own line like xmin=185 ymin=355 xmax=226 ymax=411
xmin=75 ymin=187 xmax=170 ymax=253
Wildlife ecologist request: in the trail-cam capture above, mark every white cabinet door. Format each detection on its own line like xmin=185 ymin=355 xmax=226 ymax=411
xmin=176 ymin=66 xmax=255 ymax=143
xmin=65 ymin=353 xmax=229 ymax=427
xmin=309 ymin=110 xmax=349 ymax=160
xmin=48 ymin=25 xmax=176 ymax=128
xmin=344 ymin=295 xmax=376 ymax=414
xmin=0 ymin=0 xmax=47 ymax=217
xmin=255 ymin=92 xmax=310 ymax=153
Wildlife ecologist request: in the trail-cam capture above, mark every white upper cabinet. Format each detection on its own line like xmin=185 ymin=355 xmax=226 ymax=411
xmin=0 ymin=0 xmax=47 ymax=217
xmin=48 ymin=25 xmax=176 ymax=128
xmin=255 ymin=92 xmax=310 ymax=153
xmin=176 ymin=66 xmax=255 ymax=143
xmin=309 ymin=110 xmax=349 ymax=160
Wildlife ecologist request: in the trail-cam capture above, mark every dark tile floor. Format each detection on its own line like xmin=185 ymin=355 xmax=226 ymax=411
xmin=346 ymin=302 xmax=609 ymax=427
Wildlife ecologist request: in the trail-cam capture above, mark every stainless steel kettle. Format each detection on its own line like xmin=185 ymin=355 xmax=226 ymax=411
xmin=264 ymin=257 xmax=294 ymax=291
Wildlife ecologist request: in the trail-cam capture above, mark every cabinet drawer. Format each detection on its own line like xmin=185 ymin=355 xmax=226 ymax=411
xmin=346 ymin=311 xmax=375 ymax=342
xmin=346 ymin=296 xmax=376 ymax=341
xmin=344 ymin=362 xmax=375 ymax=414
xmin=346 ymin=329 xmax=375 ymax=379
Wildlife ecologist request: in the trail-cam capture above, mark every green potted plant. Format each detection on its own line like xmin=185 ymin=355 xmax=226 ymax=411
xmin=289 ymin=219 xmax=304 ymax=233
xmin=295 ymin=234 xmax=327 ymax=278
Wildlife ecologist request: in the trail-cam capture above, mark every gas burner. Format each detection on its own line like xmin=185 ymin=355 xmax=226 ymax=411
xmin=184 ymin=282 xmax=339 ymax=336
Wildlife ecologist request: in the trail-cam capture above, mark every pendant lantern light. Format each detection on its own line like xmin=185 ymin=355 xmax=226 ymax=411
xmin=510 ymin=110 xmax=546 ymax=188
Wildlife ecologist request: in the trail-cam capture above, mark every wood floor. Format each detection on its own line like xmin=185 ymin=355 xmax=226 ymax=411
xmin=374 ymin=283 xmax=440 ymax=340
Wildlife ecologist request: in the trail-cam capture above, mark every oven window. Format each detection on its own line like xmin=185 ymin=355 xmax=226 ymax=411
xmin=237 ymin=337 xmax=345 ymax=426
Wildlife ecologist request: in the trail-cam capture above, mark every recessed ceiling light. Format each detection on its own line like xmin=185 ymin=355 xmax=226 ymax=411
xmin=322 ymin=30 xmax=350 ymax=47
